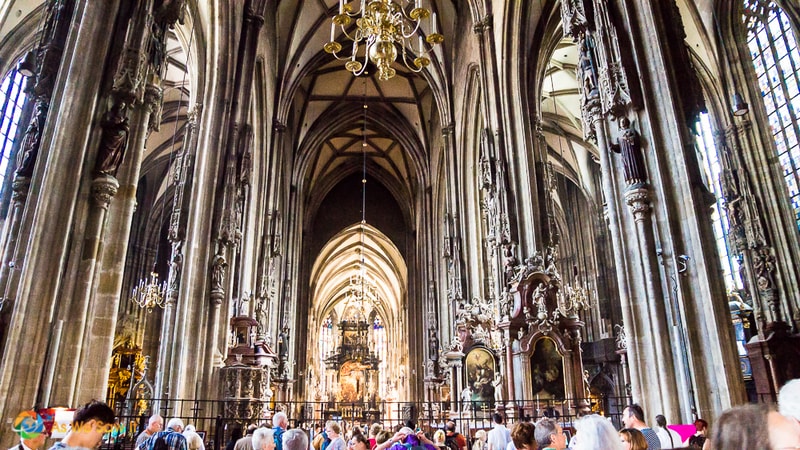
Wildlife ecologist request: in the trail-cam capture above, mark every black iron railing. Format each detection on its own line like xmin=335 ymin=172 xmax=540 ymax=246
xmin=105 ymin=396 xmax=632 ymax=450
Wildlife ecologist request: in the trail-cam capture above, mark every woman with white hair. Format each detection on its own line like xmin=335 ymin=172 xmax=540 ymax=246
xmin=253 ymin=427 xmax=276 ymax=450
xmin=571 ymin=414 xmax=623 ymax=450
xmin=184 ymin=424 xmax=206 ymax=450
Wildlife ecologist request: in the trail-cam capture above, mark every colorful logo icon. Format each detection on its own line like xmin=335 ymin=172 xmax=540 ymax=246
xmin=13 ymin=410 xmax=45 ymax=439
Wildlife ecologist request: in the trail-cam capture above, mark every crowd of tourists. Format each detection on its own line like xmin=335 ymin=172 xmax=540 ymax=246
xmin=9 ymin=378 xmax=800 ymax=450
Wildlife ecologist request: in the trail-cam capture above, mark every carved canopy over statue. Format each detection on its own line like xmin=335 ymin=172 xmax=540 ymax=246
xmin=507 ymin=251 xmax=590 ymax=413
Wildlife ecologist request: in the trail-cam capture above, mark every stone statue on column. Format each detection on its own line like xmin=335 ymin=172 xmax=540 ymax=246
xmin=611 ymin=116 xmax=647 ymax=186
xmin=94 ymin=99 xmax=130 ymax=177
xmin=211 ymin=251 xmax=227 ymax=293
xmin=429 ymin=328 xmax=440 ymax=362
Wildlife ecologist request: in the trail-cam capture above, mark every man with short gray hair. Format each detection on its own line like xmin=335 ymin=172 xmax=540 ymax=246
xmin=533 ymin=418 xmax=566 ymax=450
xmin=139 ymin=417 xmax=187 ymax=450
xmin=283 ymin=429 xmax=309 ymax=450
xmin=136 ymin=415 xmax=164 ymax=447
xmin=273 ymin=412 xmax=289 ymax=450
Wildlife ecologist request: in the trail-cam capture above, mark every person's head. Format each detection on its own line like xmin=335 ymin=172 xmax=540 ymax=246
xmin=534 ymin=418 xmax=566 ymax=450
xmin=474 ymin=429 xmax=486 ymax=443
xmin=572 ymin=415 xmax=623 ymax=450
xmin=185 ymin=425 xmax=196 ymax=433
xmin=253 ymin=427 xmax=276 ymax=450
xmin=618 ymin=428 xmax=647 ymax=450
xmin=622 ymin=404 xmax=646 ymax=429
xmin=369 ymin=423 xmax=382 ymax=438
xmin=69 ymin=400 xmax=116 ymax=449
xmin=655 ymin=414 xmax=667 ymax=429
xmin=445 ymin=421 xmax=456 ymax=433
xmin=230 ymin=425 xmax=244 ymax=441
xmin=511 ymin=421 xmax=536 ymax=450
xmin=433 ymin=430 xmax=446 ymax=446
xmin=779 ymin=378 xmax=800 ymax=421
xmin=492 ymin=413 xmax=504 ymax=425
xmin=694 ymin=418 xmax=708 ymax=435
xmin=711 ymin=404 xmax=800 ymax=450
xmin=349 ymin=432 xmax=369 ymax=450
xmin=148 ymin=415 xmax=164 ymax=433
xmin=285 ymin=428 xmax=309 ymax=450
xmin=376 ymin=430 xmax=391 ymax=444
xmin=326 ymin=420 xmax=341 ymax=436
xmin=21 ymin=432 xmax=47 ymax=450
xmin=167 ymin=418 xmax=185 ymax=433
xmin=274 ymin=412 xmax=289 ymax=429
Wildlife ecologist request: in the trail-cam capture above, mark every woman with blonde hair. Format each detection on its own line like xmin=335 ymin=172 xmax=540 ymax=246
xmin=472 ymin=430 xmax=487 ymax=450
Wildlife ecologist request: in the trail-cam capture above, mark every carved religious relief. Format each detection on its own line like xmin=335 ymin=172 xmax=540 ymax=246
xmin=611 ymin=117 xmax=647 ymax=186
xmin=578 ymin=36 xmax=602 ymax=141
xmin=94 ymin=99 xmax=131 ymax=177
xmin=442 ymin=213 xmax=464 ymax=302
xmin=15 ymin=101 xmax=48 ymax=178
xmin=752 ymin=247 xmax=777 ymax=294
xmin=501 ymin=241 xmax=518 ymax=285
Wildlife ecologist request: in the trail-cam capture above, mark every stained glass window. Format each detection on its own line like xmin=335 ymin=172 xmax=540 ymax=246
xmin=743 ymin=0 xmax=800 ymax=226
xmin=695 ymin=112 xmax=743 ymax=290
xmin=0 ymin=67 xmax=27 ymax=194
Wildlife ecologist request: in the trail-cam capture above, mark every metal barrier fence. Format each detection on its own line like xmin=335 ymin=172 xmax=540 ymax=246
xmin=105 ymin=396 xmax=632 ymax=450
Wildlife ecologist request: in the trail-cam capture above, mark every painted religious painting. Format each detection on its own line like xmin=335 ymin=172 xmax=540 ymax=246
xmin=530 ymin=337 xmax=565 ymax=400
xmin=465 ymin=347 xmax=496 ymax=406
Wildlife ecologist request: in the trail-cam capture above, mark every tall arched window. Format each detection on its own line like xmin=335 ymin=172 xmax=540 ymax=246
xmin=694 ymin=112 xmax=743 ymax=290
xmin=743 ymin=0 xmax=800 ymax=225
xmin=0 ymin=67 xmax=27 ymax=202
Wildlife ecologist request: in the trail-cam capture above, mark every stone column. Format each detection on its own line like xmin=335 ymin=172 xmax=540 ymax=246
xmin=0 ymin=0 xmax=120 ymax=444
xmin=623 ymin=185 xmax=680 ymax=418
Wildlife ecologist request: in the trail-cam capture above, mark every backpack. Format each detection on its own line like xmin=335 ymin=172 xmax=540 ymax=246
xmin=153 ymin=436 xmax=169 ymax=450
xmin=688 ymin=435 xmax=706 ymax=449
xmin=444 ymin=434 xmax=460 ymax=450
xmin=274 ymin=427 xmax=286 ymax=450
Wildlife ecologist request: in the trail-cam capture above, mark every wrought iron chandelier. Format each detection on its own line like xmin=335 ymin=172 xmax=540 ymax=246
xmin=130 ymin=271 xmax=166 ymax=312
xmin=324 ymin=0 xmax=444 ymax=80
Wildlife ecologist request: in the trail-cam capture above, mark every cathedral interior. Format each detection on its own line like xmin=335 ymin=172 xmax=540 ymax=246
xmin=0 ymin=0 xmax=799 ymax=444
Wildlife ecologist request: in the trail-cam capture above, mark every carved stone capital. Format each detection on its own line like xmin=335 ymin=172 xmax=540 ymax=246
xmin=210 ymin=289 xmax=225 ymax=306
xmin=91 ymin=174 xmax=120 ymax=209
xmin=624 ymin=185 xmax=651 ymax=222
xmin=473 ymin=15 xmax=492 ymax=34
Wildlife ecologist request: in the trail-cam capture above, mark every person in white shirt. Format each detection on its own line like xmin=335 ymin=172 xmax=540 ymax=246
xmin=653 ymin=415 xmax=683 ymax=449
xmin=487 ymin=413 xmax=512 ymax=450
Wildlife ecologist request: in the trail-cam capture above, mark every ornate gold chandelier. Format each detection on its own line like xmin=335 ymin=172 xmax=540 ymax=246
xmin=130 ymin=271 xmax=166 ymax=312
xmin=324 ymin=0 xmax=443 ymax=80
